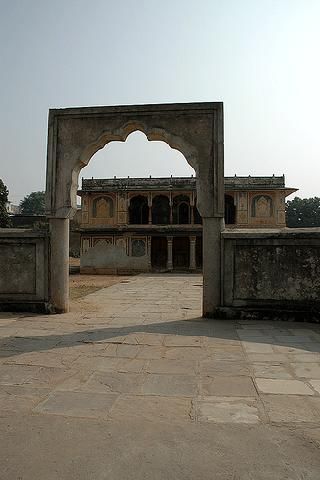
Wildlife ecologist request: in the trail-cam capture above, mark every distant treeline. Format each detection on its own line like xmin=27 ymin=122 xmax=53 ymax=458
xmin=286 ymin=197 xmax=320 ymax=228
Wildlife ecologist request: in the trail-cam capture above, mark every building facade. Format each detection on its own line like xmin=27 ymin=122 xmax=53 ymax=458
xmin=78 ymin=176 xmax=296 ymax=274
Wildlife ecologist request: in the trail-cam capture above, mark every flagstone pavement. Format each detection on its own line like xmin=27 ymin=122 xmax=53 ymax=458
xmin=1 ymin=274 xmax=320 ymax=479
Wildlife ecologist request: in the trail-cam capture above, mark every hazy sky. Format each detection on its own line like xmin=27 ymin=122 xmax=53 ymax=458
xmin=1 ymin=0 xmax=319 ymax=203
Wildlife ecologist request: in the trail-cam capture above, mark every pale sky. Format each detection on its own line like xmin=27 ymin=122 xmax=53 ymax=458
xmin=1 ymin=0 xmax=319 ymax=203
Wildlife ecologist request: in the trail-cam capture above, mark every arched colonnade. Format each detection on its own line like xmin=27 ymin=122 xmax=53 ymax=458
xmin=128 ymin=192 xmax=203 ymax=225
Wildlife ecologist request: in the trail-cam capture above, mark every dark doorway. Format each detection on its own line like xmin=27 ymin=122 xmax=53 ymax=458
xmin=225 ymin=195 xmax=236 ymax=225
xmin=151 ymin=237 xmax=167 ymax=270
xmin=173 ymin=237 xmax=190 ymax=270
xmin=196 ymin=236 xmax=203 ymax=269
xmin=129 ymin=195 xmax=148 ymax=224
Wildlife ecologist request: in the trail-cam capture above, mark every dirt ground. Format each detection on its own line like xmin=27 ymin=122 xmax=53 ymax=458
xmin=69 ymin=274 xmax=132 ymax=300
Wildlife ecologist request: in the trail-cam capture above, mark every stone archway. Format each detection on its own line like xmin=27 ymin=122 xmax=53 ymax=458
xmin=45 ymin=102 xmax=224 ymax=315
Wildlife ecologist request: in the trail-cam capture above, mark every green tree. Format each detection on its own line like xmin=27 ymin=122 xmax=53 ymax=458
xmin=286 ymin=197 xmax=320 ymax=227
xmin=20 ymin=191 xmax=45 ymax=215
xmin=0 ymin=178 xmax=11 ymax=227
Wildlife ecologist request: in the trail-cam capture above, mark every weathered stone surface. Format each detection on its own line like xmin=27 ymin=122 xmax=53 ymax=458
xmin=196 ymin=396 xmax=261 ymax=423
xmin=241 ymin=341 xmax=275 ymax=354
xmin=1 ymin=275 xmax=320 ymax=479
xmin=136 ymin=345 xmax=166 ymax=359
xmin=81 ymin=242 xmax=149 ymax=274
xmin=234 ymin=245 xmax=320 ymax=301
xmin=163 ymin=335 xmax=202 ymax=347
xmin=222 ymin=229 xmax=320 ymax=319
xmin=290 ymin=363 xmax=320 ymax=379
xmin=110 ymin=395 xmax=193 ymax=423
xmin=261 ymin=395 xmax=320 ymax=422
xmin=79 ymin=371 xmax=145 ymax=395
xmin=0 ymin=231 xmax=49 ymax=311
xmin=200 ymin=359 xmax=250 ymax=376
xmin=0 ymin=385 xmax=51 ymax=413
xmin=0 ymin=364 xmax=74 ymax=387
xmin=145 ymin=359 xmax=198 ymax=375
xmin=255 ymin=378 xmax=314 ymax=395
xmin=34 ymin=391 xmax=118 ymax=418
xmin=252 ymin=363 xmax=293 ymax=379
xmin=142 ymin=374 xmax=198 ymax=397
xmin=200 ymin=376 xmax=256 ymax=397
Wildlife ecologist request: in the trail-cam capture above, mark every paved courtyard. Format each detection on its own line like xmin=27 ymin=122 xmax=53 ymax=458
xmin=1 ymin=274 xmax=320 ymax=479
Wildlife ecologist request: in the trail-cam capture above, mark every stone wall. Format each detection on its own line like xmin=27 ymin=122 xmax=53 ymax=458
xmin=221 ymin=228 xmax=320 ymax=320
xmin=80 ymin=241 xmax=149 ymax=274
xmin=0 ymin=229 xmax=49 ymax=312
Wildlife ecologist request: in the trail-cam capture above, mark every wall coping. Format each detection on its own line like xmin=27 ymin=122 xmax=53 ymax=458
xmin=222 ymin=227 xmax=320 ymax=239
xmin=0 ymin=229 xmax=48 ymax=238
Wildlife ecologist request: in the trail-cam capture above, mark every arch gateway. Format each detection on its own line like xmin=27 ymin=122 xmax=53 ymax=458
xmin=45 ymin=102 xmax=225 ymax=315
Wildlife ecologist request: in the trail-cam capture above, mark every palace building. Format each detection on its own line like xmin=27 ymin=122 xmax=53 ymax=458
xmin=78 ymin=176 xmax=297 ymax=274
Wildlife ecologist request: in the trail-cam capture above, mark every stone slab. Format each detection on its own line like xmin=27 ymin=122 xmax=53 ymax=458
xmin=246 ymin=353 xmax=289 ymax=363
xmin=0 ymin=364 xmax=74 ymax=387
xmin=163 ymin=335 xmax=202 ymax=347
xmin=196 ymin=396 xmax=261 ymax=424
xmin=4 ymin=350 xmax=81 ymax=369
xmin=123 ymin=333 xmax=164 ymax=346
xmin=200 ymin=359 xmax=250 ymax=377
xmin=290 ymin=363 xmax=320 ymax=379
xmin=34 ymin=391 xmax=118 ymax=418
xmin=255 ymin=378 xmax=314 ymax=395
xmin=289 ymin=353 xmax=320 ymax=362
xmin=252 ymin=363 xmax=293 ymax=379
xmin=200 ymin=376 xmax=256 ymax=397
xmin=0 ymin=385 xmax=51 ymax=413
xmin=141 ymin=373 xmax=198 ymax=397
xmin=79 ymin=371 xmax=145 ymax=395
xmin=163 ymin=347 xmax=206 ymax=361
xmin=136 ymin=346 xmax=166 ymax=360
xmin=110 ymin=394 xmax=193 ymax=424
xmin=103 ymin=344 xmax=143 ymax=358
xmin=145 ymin=359 xmax=198 ymax=375
xmin=242 ymin=342 xmax=274 ymax=354
xmin=261 ymin=395 xmax=319 ymax=423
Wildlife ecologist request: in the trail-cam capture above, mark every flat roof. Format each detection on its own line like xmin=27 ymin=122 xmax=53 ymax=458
xmin=79 ymin=176 xmax=297 ymax=194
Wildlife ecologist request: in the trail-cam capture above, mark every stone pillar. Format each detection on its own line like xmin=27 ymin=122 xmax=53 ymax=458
xmin=190 ymin=206 xmax=194 ymax=225
xmin=49 ymin=218 xmax=69 ymax=313
xmin=147 ymin=236 xmax=152 ymax=271
xmin=148 ymin=194 xmax=152 ymax=225
xmin=202 ymin=217 xmax=224 ymax=317
xmin=189 ymin=236 xmax=196 ymax=270
xmin=190 ymin=193 xmax=194 ymax=225
xmin=167 ymin=236 xmax=173 ymax=271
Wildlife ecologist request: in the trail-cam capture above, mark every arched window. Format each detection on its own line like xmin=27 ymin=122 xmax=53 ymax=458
xmin=173 ymin=195 xmax=190 ymax=224
xmin=225 ymin=195 xmax=236 ymax=224
xmin=129 ymin=195 xmax=148 ymax=224
xmin=251 ymin=195 xmax=273 ymax=217
xmin=92 ymin=196 xmax=114 ymax=218
xmin=152 ymin=195 xmax=170 ymax=225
